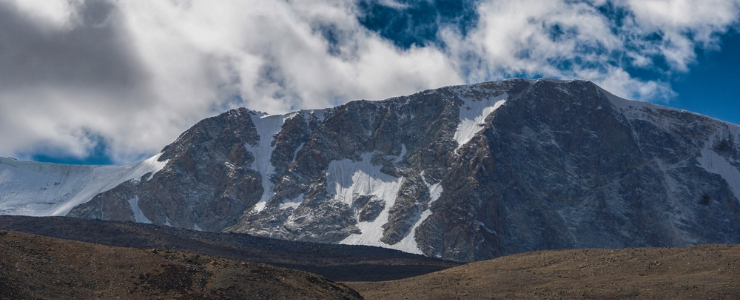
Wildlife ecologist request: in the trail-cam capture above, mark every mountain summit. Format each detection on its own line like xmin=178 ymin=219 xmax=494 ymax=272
xmin=2 ymin=79 xmax=739 ymax=262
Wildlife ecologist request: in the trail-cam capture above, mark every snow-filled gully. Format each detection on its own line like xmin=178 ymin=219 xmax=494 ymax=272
xmin=325 ymin=150 xmax=443 ymax=254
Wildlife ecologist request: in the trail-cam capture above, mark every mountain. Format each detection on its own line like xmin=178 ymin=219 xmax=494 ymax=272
xmin=2 ymin=78 xmax=739 ymax=262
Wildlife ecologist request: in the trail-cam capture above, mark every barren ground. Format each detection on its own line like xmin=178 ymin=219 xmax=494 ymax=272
xmin=0 ymin=230 xmax=362 ymax=300
xmin=346 ymin=244 xmax=740 ymax=300
xmin=0 ymin=215 xmax=458 ymax=281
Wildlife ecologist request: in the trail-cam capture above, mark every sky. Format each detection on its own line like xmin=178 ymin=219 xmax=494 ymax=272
xmin=0 ymin=0 xmax=738 ymax=165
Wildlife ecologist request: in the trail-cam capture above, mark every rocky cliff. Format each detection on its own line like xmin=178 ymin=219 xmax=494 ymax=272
xmin=16 ymin=79 xmax=740 ymax=262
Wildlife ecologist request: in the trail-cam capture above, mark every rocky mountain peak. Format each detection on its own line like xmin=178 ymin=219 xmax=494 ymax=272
xmin=3 ymin=78 xmax=739 ymax=262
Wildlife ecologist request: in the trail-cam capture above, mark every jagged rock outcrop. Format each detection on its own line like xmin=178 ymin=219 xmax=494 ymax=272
xmin=69 ymin=108 xmax=264 ymax=231
xmin=11 ymin=78 xmax=740 ymax=262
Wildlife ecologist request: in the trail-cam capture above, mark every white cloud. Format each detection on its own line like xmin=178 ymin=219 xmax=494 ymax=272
xmin=625 ymin=0 xmax=740 ymax=32
xmin=2 ymin=0 xmax=81 ymax=28
xmin=0 ymin=0 xmax=738 ymax=163
xmin=623 ymin=0 xmax=740 ymax=69
xmin=441 ymin=0 xmax=739 ymax=99
xmin=0 ymin=0 xmax=461 ymax=162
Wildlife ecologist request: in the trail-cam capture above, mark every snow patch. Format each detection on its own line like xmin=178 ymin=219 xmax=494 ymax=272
xmin=194 ymin=224 xmax=202 ymax=231
xmin=326 ymin=152 xmax=402 ymax=207
xmin=0 ymin=153 xmax=168 ymax=216
xmin=280 ymin=194 xmax=305 ymax=210
xmin=292 ymin=143 xmax=305 ymax=163
xmin=390 ymin=172 xmax=444 ymax=254
xmin=453 ymin=93 xmax=508 ymax=151
xmin=252 ymin=201 xmax=267 ymax=212
xmin=527 ymin=78 xmax=573 ymax=84
xmin=394 ymin=144 xmax=407 ymax=164
xmin=330 ymin=152 xmax=409 ymax=251
xmin=334 ymin=165 xmax=446 ymax=255
xmin=127 ymin=196 xmax=152 ymax=224
xmin=299 ymin=108 xmax=330 ymax=124
xmin=426 ymin=183 xmax=443 ymax=205
xmin=697 ymin=147 xmax=740 ymax=201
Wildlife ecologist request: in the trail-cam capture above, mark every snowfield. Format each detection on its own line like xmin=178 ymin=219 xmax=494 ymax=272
xmin=453 ymin=91 xmax=508 ymax=152
xmin=0 ymin=154 xmax=167 ymax=216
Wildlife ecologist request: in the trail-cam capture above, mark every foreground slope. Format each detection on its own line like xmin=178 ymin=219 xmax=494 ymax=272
xmin=0 ymin=230 xmax=362 ymax=300
xmin=2 ymin=79 xmax=740 ymax=262
xmin=0 ymin=215 xmax=458 ymax=281
xmin=347 ymin=244 xmax=740 ymax=300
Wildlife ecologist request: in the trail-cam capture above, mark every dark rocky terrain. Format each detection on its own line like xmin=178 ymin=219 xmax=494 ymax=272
xmin=0 ymin=215 xmax=458 ymax=281
xmin=0 ymin=230 xmax=362 ymax=300
xmin=347 ymin=244 xmax=740 ymax=300
xmin=4 ymin=78 xmax=740 ymax=262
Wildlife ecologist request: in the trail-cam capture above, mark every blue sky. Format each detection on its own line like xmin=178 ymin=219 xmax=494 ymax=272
xmin=359 ymin=0 xmax=740 ymax=125
xmin=669 ymin=30 xmax=740 ymax=125
xmin=1 ymin=0 xmax=739 ymax=165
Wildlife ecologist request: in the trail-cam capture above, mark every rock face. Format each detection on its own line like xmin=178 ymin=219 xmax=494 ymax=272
xmin=34 ymin=79 xmax=740 ymax=261
xmin=69 ymin=109 xmax=263 ymax=232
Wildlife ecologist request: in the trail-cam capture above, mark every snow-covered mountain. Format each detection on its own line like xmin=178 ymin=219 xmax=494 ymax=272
xmin=2 ymin=79 xmax=740 ymax=262
xmin=0 ymin=155 xmax=167 ymax=216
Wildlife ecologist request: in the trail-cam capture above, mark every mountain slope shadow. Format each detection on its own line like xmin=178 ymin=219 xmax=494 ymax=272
xmin=0 ymin=215 xmax=459 ymax=281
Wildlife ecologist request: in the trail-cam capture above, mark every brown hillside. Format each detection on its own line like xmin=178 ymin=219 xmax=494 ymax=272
xmin=347 ymin=244 xmax=740 ymax=300
xmin=0 ymin=230 xmax=362 ymax=300
xmin=0 ymin=215 xmax=458 ymax=281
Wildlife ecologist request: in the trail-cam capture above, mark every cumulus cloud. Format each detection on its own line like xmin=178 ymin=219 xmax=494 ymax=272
xmin=0 ymin=0 xmax=738 ymax=163
xmin=442 ymin=0 xmax=740 ymax=100
xmin=0 ymin=0 xmax=156 ymax=161
xmin=622 ymin=0 xmax=740 ymax=70
xmin=0 ymin=0 xmax=461 ymax=162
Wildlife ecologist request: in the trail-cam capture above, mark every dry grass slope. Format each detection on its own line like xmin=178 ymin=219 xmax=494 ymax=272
xmin=0 ymin=230 xmax=362 ymax=300
xmin=347 ymin=244 xmax=740 ymax=300
xmin=0 ymin=215 xmax=458 ymax=282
